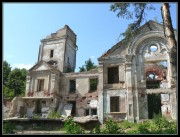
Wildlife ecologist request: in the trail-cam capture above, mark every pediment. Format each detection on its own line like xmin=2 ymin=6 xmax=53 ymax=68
xmin=29 ymin=61 xmax=55 ymax=72
xmin=98 ymin=20 xmax=165 ymax=60
xmin=35 ymin=63 xmax=51 ymax=71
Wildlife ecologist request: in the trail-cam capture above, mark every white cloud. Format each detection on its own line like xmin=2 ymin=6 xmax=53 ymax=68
xmin=90 ymin=56 xmax=95 ymax=59
xmin=12 ymin=64 xmax=33 ymax=70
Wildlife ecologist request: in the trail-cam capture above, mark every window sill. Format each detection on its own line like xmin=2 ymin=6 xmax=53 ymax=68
xmin=108 ymin=112 xmax=126 ymax=115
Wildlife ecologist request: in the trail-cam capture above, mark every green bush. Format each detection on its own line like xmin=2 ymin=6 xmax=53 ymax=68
xmin=162 ymin=121 xmax=177 ymax=134
xmin=135 ymin=114 xmax=177 ymax=134
xmin=3 ymin=122 xmax=16 ymax=134
xmin=118 ymin=120 xmax=135 ymax=130
xmin=90 ymin=124 xmax=101 ymax=134
xmin=138 ymin=120 xmax=151 ymax=134
xmin=64 ymin=117 xmax=85 ymax=134
xmin=101 ymin=118 xmax=124 ymax=134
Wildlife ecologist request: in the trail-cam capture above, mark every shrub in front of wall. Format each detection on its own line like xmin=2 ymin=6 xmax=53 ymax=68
xmin=64 ymin=117 xmax=85 ymax=134
xmin=3 ymin=122 xmax=16 ymax=134
xmin=101 ymin=118 xmax=124 ymax=134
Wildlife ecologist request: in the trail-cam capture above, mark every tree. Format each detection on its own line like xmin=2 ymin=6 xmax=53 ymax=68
xmin=110 ymin=2 xmax=177 ymax=84
xmin=5 ymin=68 xmax=27 ymax=97
xmin=110 ymin=3 xmax=155 ymax=39
xmin=79 ymin=58 xmax=97 ymax=72
xmin=3 ymin=61 xmax=11 ymax=86
xmin=161 ymin=3 xmax=177 ymax=84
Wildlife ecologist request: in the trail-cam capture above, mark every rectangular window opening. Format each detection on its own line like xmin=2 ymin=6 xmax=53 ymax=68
xmin=91 ymin=109 xmax=97 ymax=115
xmin=50 ymin=50 xmax=54 ymax=58
xmin=37 ymin=79 xmax=44 ymax=92
xmin=89 ymin=78 xmax=98 ymax=92
xmin=108 ymin=67 xmax=119 ymax=84
xmin=70 ymin=80 xmax=76 ymax=93
xmin=129 ymin=104 xmax=132 ymax=116
xmin=110 ymin=96 xmax=119 ymax=112
xmin=86 ymin=109 xmax=89 ymax=116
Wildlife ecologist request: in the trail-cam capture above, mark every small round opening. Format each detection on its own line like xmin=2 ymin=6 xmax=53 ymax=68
xmin=150 ymin=45 xmax=158 ymax=52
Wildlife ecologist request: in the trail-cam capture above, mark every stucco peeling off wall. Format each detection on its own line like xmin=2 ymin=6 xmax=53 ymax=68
xmin=89 ymin=100 xmax=98 ymax=108
xmin=61 ymin=104 xmax=73 ymax=117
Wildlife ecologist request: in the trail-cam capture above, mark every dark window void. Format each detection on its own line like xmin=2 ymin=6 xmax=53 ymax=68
xmin=86 ymin=109 xmax=97 ymax=116
xmin=50 ymin=50 xmax=54 ymax=58
xmin=35 ymin=100 xmax=42 ymax=114
xmin=108 ymin=67 xmax=119 ymax=84
xmin=91 ymin=109 xmax=97 ymax=115
xmin=86 ymin=109 xmax=89 ymax=116
xmin=37 ymin=79 xmax=44 ymax=91
xmin=89 ymin=78 xmax=98 ymax=92
xmin=70 ymin=80 xmax=76 ymax=93
xmin=110 ymin=96 xmax=119 ymax=112
xmin=147 ymin=94 xmax=161 ymax=119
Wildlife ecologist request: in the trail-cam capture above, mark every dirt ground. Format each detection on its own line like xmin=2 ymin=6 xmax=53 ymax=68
xmin=16 ymin=130 xmax=65 ymax=134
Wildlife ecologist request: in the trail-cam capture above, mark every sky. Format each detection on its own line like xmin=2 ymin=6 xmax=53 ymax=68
xmin=3 ymin=3 xmax=177 ymax=72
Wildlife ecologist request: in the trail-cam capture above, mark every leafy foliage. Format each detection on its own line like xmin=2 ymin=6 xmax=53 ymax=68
xmin=118 ymin=120 xmax=135 ymax=130
xmin=110 ymin=3 xmax=155 ymax=39
xmin=3 ymin=62 xmax=27 ymax=98
xmin=90 ymin=124 xmax=101 ymax=134
xmin=101 ymin=118 xmax=124 ymax=134
xmin=3 ymin=61 xmax=11 ymax=85
xmin=79 ymin=58 xmax=97 ymax=72
xmin=133 ymin=114 xmax=177 ymax=134
xmin=3 ymin=122 xmax=16 ymax=134
xmin=64 ymin=117 xmax=85 ymax=134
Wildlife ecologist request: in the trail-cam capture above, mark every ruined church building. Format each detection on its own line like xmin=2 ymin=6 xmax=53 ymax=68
xmin=7 ymin=20 xmax=177 ymax=123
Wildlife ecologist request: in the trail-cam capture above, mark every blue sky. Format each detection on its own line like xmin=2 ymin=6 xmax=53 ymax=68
xmin=3 ymin=3 xmax=177 ymax=72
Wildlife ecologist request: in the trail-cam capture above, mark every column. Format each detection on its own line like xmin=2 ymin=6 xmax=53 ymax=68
xmin=25 ymin=76 xmax=31 ymax=96
xmin=50 ymin=74 xmax=56 ymax=96
xmin=125 ymin=55 xmax=134 ymax=122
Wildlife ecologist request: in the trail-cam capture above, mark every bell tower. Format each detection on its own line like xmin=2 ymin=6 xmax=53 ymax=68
xmin=38 ymin=25 xmax=77 ymax=72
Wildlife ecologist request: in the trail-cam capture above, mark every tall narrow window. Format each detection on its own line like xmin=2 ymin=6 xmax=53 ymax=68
xmin=70 ymin=80 xmax=76 ymax=93
xmin=89 ymin=78 xmax=98 ymax=92
xmin=37 ymin=79 xmax=44 ymax=92
xmin=50 ymin=50 xmax=54 ymax=58
xmin=108 ymin=67 xmax=119 ymax=84
xmin=110 ymin=96 xmax=119 ymax=112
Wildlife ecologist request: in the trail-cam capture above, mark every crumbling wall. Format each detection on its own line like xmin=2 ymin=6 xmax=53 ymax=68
xmin=8 ymin=97 xmax=25 ymax=118
xmin=3 ymin=98 xmax=12 ymax=119
xmin=26 ymin=100 xmax=35 ymax=118
xmin=59 ymin=70 xmax=102 ymax=120
xmin=41 ymin=39 xmax=66 ymax=72
xmin=64 ymin=38 xmax=76 ymax=72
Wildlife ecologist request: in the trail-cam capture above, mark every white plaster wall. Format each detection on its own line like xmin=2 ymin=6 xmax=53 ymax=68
xmin=104 ymin=90 xmax=127 ymax=117
xmin=64 ymin=39 xmax=76 ymax=71
xmin=17 ymin=100 xmax=24 ymax=113
xmin=31 ymin=72 xmax=54 ymax=95
xmin=42 ymin=40 xmax=65 ymax=71
xmin=76 ymin=78 xmax=89 ymax=95
xmin=27 ymin=105 xmax=35 ymax=118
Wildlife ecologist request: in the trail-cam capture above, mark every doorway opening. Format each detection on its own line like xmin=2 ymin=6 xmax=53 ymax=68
xmin=35 ymin=100 xmax=42 ymax=114
xmin=147 ymin=94 xmax=161 ymax=119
